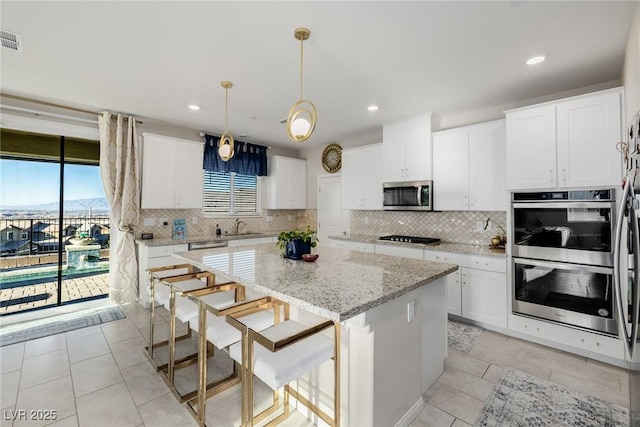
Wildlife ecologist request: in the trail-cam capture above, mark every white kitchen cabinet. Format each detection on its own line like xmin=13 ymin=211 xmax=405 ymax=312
xmin=433 ymin=120 xmax=506 ymax=211
xmin=328 ymin=239 xmax=375 ymax=253
xmin=506 ymin=88 xmax=622 ymax=190
xmin=382 ymin=114 xmax=433 ymax=182
xmin=460 ymin=267 xmax=507 ymax=327
xmin=141 ymin=133 xmax=204 ymax=209
xmin=342 ymin=143 xmax=383 ymax=210
xmin=136 ymin=243 xmax=189 ymax=307
xmin=263 ymin=155 xmax=307 ymax=209
xmin=374 ymin=243 xmax=424 ymax=260
xmin=424 ymin=250 xmax=506 ymax=328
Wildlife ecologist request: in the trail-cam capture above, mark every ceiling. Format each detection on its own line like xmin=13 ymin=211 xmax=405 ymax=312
xmin=0 ymin=1 xmax=636 ymax=148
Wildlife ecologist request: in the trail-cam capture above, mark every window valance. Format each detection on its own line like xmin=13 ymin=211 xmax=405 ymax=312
xmin=203 ymin=134 xmax=268 ymax=176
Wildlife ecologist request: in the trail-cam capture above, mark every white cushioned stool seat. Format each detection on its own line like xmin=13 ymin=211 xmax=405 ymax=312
xmin=149 ymin=267 xmax=192 ymax=306
xmin=229 ymin=320 xmax=334 ymax=391
xmin=154 ymin=285 xmax=170 ymax=306
xmin=174 ymin=291 xmax=236 ymax=323
xmin=163 ymin=278 xmax=211 ymax=310
xmin=192 ymin=310 xmax=275 ymax=349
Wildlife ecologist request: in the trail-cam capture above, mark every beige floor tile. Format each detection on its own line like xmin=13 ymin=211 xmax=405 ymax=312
xmin=410 ymin=402 xmax=455 ymax=427
xmin=19 ymin=349 xmax=70 ymax=390
xmin=1 ymin=369 xmax=20 ymax=409
xmin=0 ymin=342 xmax=25 ymax=374
xmin=76 ymin=382 xmax=141 ymax=427
xmin=70 ymin=353 xmax=123 ymax=397
xmin=427 ymin=384 xmax=483 ymax=425
xmin=120 ymin=361 xmax=171 ymax=406
xmin=525 ymin=344 xmax=587 ymax=377
xmin=482 ymin=365 xmax=504 ymax=383
xmin=136 ymin=391 xmax=197 ymax=427
xmin=109 ymin=336 xmax=149 ymax=370
xmin=549 ymin=369 xmax=630 ymax=408
xmin=100 ymin=318 xmax=142 ymax=344
xmin=13 ymin=376 xmax=76 ymax=427
xmin=65 ymin=325 xmax=102 ymax=341
xmin=438 ymin=366 xmax=494 ymax=401
xmin=24 ymin=333 xmax=67 ymax=358
xmin=445 ymin=351 xmax=489 ymax=378
xmin=67 ymin=332 xmax=110 ymax=364
xmin=46 ymin=415 xmax=79 ymax=427
xmin=423 ymin=381 xmax=442 ymax=402
xmin=452 ymin=419 xmax=472 ymax=427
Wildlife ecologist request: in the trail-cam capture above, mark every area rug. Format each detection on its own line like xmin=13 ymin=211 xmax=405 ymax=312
xmin=474 ymin=368 xmax=629 ymax=427
xmin=0 ymin=303 xmax=125 ymax=346
xmin=448 ymin=319 xmax=483 ymax=352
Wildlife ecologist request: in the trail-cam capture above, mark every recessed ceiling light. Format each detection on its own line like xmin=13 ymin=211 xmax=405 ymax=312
xmin=188 ymin=104 xmax=200 ymax=111
xmin=367 ymin=105 xmax=379 ymax=111
xmin=526 ymin=56 xmax=545 ymax=65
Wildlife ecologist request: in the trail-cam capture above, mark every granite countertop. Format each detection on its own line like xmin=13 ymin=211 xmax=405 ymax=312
xmin=135 ymin=232 xmax=280 ymax=247
xmin=173 ymin=244 xmax=457 ymax=322
xmin=328 ymin=234 xmax=506 ymax=258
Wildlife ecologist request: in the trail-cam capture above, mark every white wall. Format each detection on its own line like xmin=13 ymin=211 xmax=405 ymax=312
xmin=622 ymin=2 xmax=640 ymax=125
xmin=299 ymin=131 xmax=382 ymax=209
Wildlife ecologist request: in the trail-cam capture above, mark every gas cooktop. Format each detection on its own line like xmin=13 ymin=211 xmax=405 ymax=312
xmin=378 ymin=235 xmax=441 ymax=245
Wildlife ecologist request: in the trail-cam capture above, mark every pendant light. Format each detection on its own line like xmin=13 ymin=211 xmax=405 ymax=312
xmin=287 ymin=27 xmax=317 ymax=143
xmin=218 ymin=81 xmax=235 ymax=161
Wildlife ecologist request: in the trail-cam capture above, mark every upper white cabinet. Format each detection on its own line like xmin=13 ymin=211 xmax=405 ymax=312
xmin=141 ymin=133 xmax=204 ymax=209
xmin=506 ymin=88 xmax=622 ymax=190
xmin=342 ymin=143 xmax=383 ymax=210
xmin=382 ymin=113 xmax=433 ymax=182
xmin=264 ymin=155 xmax=307 ymax=209
xmin=433 ymin=119 xmax=506 ymax=211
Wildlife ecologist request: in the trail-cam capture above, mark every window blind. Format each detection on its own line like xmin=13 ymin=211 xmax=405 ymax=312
xmin=203 ymin=171 xmax=257 ymax=215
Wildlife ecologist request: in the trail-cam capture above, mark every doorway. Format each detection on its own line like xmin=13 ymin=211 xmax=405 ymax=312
xmin=317 ymin=175 xmax=344 ymax=245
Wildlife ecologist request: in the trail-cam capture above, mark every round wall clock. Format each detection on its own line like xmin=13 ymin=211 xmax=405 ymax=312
xmin=322 ymin=143 xmax=342 ymax=173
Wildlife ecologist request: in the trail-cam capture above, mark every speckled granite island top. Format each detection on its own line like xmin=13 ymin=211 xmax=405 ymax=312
xmin=174 ymin=244 xmax=457 ymax=322
xmin=135 ymin=232 xmax=280 ymax=247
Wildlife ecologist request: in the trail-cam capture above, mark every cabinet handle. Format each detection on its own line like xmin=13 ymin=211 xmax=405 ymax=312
xmin=562 ymin=168 xmax=567 ymax=184
xmin=550 ymin=169 xmax=555 ymax=185
xmin=406 ymin=168 xmax=409 ymax=179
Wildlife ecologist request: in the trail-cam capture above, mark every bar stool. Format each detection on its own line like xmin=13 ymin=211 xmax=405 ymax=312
xmin=145 ymin=264 xmax=199 ymax=370
xmin=187 ymin=293 xmax=285 ymax=427
xmin=160 ymin=272 xmax=244 ymax=403
xmin=228 ymin=305 xmax=340 ymax=427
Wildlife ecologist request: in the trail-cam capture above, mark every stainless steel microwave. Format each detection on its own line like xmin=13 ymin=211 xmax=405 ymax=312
xmin=383 ymin=181 xmax=433 ymax=211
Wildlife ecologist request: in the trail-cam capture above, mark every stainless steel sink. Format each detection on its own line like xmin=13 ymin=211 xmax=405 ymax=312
xmin=229 ymin=232 xmax=262 ymax=236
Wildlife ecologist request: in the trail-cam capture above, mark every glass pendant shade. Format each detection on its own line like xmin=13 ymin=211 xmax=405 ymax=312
xmin=219 ymin=81 xmax=234 ymax=161
xmin=287 ymin=27 xmax=316 ymax=143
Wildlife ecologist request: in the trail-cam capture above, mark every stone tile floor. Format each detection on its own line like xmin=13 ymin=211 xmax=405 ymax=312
xmin=0 ymin=301 xmax=631 ymax=427
xmin=0 ymin=273 xmax=109 ymax=315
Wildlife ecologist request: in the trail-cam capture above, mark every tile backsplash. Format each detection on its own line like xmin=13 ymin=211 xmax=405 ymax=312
xmin=137 ymin=209 xmax=317 ymax=239
xmin=350 ymin=210 xmax=507 ymax=245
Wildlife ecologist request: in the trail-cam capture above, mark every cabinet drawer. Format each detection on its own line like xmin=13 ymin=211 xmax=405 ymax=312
xmin=509 ymin=314 xmax=624 ymax=360
xmin=423 ymin=250 xmax=466 ymax=266
xmin=375 ymin=244 xmax=424 ymax=260
xmin=146 ymin=244 xmax=189 ymax=258
xmin=466 ymin=256 xmax=506 ymax=273
xmin=329 ymin=239 xmax=375 ymax=253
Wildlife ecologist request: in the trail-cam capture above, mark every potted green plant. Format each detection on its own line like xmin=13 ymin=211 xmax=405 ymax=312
xmin=276 ymin=225 xmax=318 ymax=260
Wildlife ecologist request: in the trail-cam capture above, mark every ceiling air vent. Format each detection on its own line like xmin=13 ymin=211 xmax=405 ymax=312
xmin=1 ymin=29 xmax=23 ymax=52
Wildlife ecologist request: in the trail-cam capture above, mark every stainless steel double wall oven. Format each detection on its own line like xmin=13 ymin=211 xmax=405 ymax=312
xmin=511 ymin=189 xmax=618 ymax=335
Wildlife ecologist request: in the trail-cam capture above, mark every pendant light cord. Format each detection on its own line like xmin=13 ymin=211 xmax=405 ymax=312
xmin=299 ymin=38 xmax=304 ymax=100
xmin=224 ymin=87 xmax=229 ymax=131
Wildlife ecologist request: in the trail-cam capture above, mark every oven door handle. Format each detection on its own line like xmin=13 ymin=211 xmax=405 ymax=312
xmin=512 ymin=201 xmax=615 ymax=209
xmin=630 ymin=184 xmax=640 ymax=357
xmin=614 ymin=177 xmax=633 ymax=358
xmin=513 ymin=257 xmax=612 ymax=275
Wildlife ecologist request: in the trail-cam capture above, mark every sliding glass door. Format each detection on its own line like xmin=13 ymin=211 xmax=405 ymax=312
xmin=0 ymin=130 xmax=109 ymax=315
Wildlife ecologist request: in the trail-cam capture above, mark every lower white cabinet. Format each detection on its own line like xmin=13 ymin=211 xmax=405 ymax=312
xmin=460 ymin=267 xmax=507 ymax=327
xmin=374 ymin=244 xmax=424 ymax=260
xmin=328 ymin=239 xmax=375 ymax=253
xmin=136 ymin=243 xmax=189 ymax=307
xmin=424 ymin=250 xmax=507 ymax=328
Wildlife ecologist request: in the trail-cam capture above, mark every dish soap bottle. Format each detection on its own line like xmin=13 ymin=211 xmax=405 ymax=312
xmin=215 ymin=224 xmax=221 ymax=237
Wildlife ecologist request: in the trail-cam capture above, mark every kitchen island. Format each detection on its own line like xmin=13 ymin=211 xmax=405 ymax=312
xmin=174 ymin=243 xmax=457 ymax=427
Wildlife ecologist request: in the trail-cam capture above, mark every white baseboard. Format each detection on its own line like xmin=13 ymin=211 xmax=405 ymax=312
xmin=394 ymin=397 xmax=424 ymax=427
